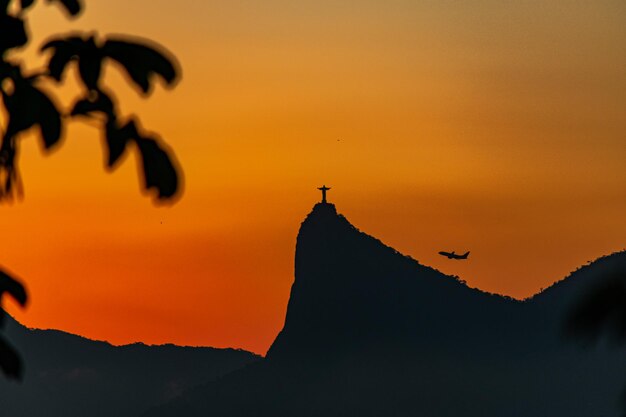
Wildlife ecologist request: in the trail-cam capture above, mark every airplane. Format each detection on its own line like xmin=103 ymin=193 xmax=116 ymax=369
xmin=438 ymin=250 xmax=470 ymax=260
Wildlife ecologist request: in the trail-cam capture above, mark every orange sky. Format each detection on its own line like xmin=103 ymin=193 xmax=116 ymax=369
xmin=2 ymin=0 xmax=625 ymax=354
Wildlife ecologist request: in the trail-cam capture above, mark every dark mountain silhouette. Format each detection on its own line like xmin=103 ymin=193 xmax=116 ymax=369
xmin=146 ymin=202 xmax=626 ymax=417
xmin=0 ymin=316 xmax=259 ymax=417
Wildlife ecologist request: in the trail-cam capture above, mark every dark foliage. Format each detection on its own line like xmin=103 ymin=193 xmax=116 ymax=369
xmin=0 ymin=0 xmax=182 ymax=380
xmin=135 ymin=136 xmax=178 ymax=199
xmin=40 ymin=33 xmax=179 ymax=94
xmin=0 ymin=270 xmax=26 ymax=378
xmin=102 ymin=37 xmax=178 ymax=93
xmin=0 ymin=15 xmax=27 ymax=53
xmin=2 ymin=1 xmax=181 ymax=203
xmin=46 ymin=0 xmax=82 ymax=17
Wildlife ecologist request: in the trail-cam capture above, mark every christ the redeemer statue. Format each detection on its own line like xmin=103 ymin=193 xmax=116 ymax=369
xmin=318 ymin=185 xmax=331 ymax=203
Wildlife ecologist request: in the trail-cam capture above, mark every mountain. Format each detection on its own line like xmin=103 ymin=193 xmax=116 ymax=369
xmin=0 ymin=316 xmax=259 ymax=417
xmin=147 ymin=202 xmax=626 ymax=417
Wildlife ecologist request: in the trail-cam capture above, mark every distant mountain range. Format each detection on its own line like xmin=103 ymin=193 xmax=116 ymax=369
xmin=0 ymin=316 xmax=259 ymax=417
xmin=146 ymin=203 xmax=626 ymax=417
xmin=2 ymin=203 xmax=625 ymax=416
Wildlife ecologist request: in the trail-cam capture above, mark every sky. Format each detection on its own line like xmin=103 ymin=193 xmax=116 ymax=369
xmin=2 ymin=0 xmax=625 ymax=354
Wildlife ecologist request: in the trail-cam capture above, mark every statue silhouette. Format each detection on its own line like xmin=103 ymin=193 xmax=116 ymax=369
xmin=317 ymin=185 xmax=331 ymax=203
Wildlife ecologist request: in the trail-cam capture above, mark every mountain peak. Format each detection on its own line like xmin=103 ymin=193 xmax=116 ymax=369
xmin=267 ymin=204 xmax=520 ymax=362
xmin=310 ymin=202 xmax=337 ymax=215
xmin=148 ymin=206 xmax=626 ymax=417
xmin=301 ymin=202 xmax=341 ymax=230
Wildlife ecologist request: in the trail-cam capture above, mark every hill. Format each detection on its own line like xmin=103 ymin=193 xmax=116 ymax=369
xmin=147 ymin=203 xmax=626 ymax=417
xmin=0 ymin=316 xmax=259 ymax=417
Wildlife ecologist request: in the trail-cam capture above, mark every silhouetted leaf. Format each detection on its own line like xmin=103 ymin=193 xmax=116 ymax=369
xmin=40 ymin=36 xmax=83 ymax=81
xmin=0 ymin=138 xmax=21 ymax=201
xmin=0 ymin=270 xmax=27 ymax=354
xmin=71 ymin=91 xmax=114 ymax=117
xmin=0 ymin=15 xmax=28 ymax=53
xmin=103 ymin=38 xmax=178 ymax=93
xmin=41 ymin=35 xmax=102 ymax=89
xmin=38 ymin=98 xmax=62 ymax=149
xmin=77 ymin=37 xmax=102 ymax=90
xmin=20 ymin=0 xmax=36 ymax=10
xmin=135 ymin=136 xmax=179 ymax=199
xmin=0 ymin=336 xmax=22 ymax=380
xmin=46 ymin=0 xmax=81 ymax=16
xmin=0 ymin=269 xmax=27 ymax=309
xmin=104 ymin=119 xmax=138 ymax=168
xmin=3 ymin=79 xmax=62 ymax=149
xmin=0 ymin=251 xmax=27 ymax=383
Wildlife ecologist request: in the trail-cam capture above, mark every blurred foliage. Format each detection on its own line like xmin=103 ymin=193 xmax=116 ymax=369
xmin=565 ymin=269 xmax=626 ymax=414
xmin=0 ymin=269 xmax=27 ymax=379
xmin=565 ymin=272 xmax=626 ymax=343
xmin=1 ymin=0 xmax=182 ymax=379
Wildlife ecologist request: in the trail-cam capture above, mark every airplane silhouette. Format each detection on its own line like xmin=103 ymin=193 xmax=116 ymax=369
xmin=438 ymin=250 xmax=470 ymax=260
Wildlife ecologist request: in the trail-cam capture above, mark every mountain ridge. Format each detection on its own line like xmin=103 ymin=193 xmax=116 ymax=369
xmin=7 ymin=316 xmax=254 ymax=353
xmin=146 ymin=203 xmax=626 ymax=417
xmin=0 ymin=315 xmax=260 ymax=417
